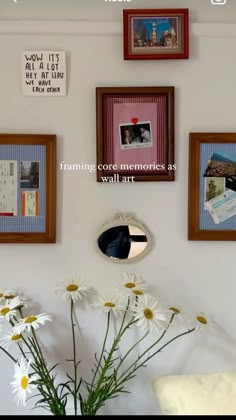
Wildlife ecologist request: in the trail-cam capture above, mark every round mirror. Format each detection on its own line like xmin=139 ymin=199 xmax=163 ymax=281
xmin=97 ymin=214 xmax=152 ymax=263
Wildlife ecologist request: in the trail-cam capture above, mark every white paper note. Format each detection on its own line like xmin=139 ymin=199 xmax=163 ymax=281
xmin=0 ymin=160 xmax=17 ymax=216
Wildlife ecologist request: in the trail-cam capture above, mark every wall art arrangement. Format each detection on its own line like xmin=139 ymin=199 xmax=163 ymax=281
xmin=96 ymin=87 xmax=175 ymax=182
xmin=0 ymin=7 xmax=191 ymax=246
xmin=123 ymin=8 xmax=189 ymax=60
xmin=188 ymin=133 xmax=236 ymax=241
xmin=0 ymin=134 xmax=56 ymax=243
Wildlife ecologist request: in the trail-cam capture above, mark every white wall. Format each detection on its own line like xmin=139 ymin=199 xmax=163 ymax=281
xmin=1 ymin=0 xmax=236 ymax=415
xmin=1 ymin=0 xmax=236 ymax=22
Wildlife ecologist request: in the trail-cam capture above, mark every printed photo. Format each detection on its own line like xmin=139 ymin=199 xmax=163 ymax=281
xmin=119 ymin=122 xmax=152 ymax=150
xmin=226 ymin=176 xmax=236 ymax=192
xmin=132 ymin=17 xmax=178 ymax=49
xmin=21 ymin=191 xmax=39 ymax=217
xmin=204 ymin=160 xmax=236 ymax=177
xmin=20 ymin=161 xmax=39 ymax=189
xmin=204 ymin=177 xmax=225 ymax=208
xmin=205 ymin=190 xmax=236 ymax=225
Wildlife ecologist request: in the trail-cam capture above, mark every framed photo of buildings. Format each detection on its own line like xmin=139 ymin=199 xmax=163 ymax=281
xmin=188 ymin=133 xmax=236 ymax=241
xmin=123 ymin=9 xmax=189 ymax=60
xmin=96 ymin=86 xmax=175 ymax=182
xmin=0 ymin=134 xmax=56 ymax=243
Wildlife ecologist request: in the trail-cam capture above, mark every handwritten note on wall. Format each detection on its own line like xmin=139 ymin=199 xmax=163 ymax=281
xmin=21 ymin=51 xmax=66 ymax=96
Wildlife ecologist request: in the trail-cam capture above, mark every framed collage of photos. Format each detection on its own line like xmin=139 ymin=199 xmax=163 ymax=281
xmin=188 ymin=133 xmax=236 ymax=241
xmin=0 ymin=134 xmax=56 ymax=243
xmin=96 ymin=87 xmax=174 ymax=182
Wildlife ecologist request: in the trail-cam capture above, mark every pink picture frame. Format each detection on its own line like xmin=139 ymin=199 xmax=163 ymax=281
xmin=96 ymin=87 xmax=175 ymax=182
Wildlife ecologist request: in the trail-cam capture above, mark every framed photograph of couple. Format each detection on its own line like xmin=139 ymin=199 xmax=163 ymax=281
xmin=96 ymin=87 xmax=175 ymax=182
xmin=188 ymin=133 xmax=236 ymax=241
xmin=123 ymin=9 xmax=189 ymax=60
xmin=0 ymin=134 xmax=56 ymax=243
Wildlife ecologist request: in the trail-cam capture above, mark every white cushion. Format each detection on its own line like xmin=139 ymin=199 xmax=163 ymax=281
xmin=152 ymin=373 xmax=236 ymax=415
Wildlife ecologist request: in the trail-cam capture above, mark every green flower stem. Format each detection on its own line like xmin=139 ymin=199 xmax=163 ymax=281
xmin=30 ymin=334 xmax=49 ymax=377
xmin=90 ymin=311 xmax=111 ymax=389
xmin=21 ymin=335 xmax=45 ymax=378
xmin=31 ymin=332 xmax=60 ymax=397
xmin=94 ymin=317 xmax=137 ymax=391
xmin=28 ymin=332 xmax=65 ymax=415
xmin=144 ymin=328 xmax=195 ymax=364
xmin=117 ymin=328 xmax=195 ymax=388
xmin=84 ymin=315 xmax=138 ymax=414
xmin=0 ymin=345 xmax=17 ymax=363
xmin=17 ymin=343 xmax=28 ymax=361
xmin=140 ymin=313 xmax=176 ymax=358
xmin=28 ymin=336 xmax=53 ymax=395
xmin=119 ymin=298 xmax=131 ymax=331
xmin=115 ymin=330 xmax=149 ymax=373
xmin=70 ymin=299 xmax=78 ymax=416
xmin=118 ymin=313 xmax=176 ymax=382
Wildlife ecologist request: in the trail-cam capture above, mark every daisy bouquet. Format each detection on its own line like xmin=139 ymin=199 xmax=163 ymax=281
xmin=0 ymin=273 xmax=211 ymax=416
xmin=0 ymin=293 xmax=66 ymax=415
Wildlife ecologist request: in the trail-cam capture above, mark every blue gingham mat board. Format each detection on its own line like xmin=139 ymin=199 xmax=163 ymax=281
xmin=199 ymin=143 xmax=236 ymax=231
xmin=0 ymin=145 xmax=46 ymax=232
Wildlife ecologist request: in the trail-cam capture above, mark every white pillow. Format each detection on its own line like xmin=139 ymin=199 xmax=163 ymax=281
xmin=152 ymin=373 xmax=236 ymax=415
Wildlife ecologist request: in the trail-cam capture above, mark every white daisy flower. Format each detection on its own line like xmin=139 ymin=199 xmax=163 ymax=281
xmin=55 ymin=273 xmax=92 ymax=303
xmin=169 ymin=306 xmax=188 ymax=319
xmin=3 ymin=289 xmax=19 ymax=300
xmin=169 ymin=306 xmax=181 ymax=315
xmin=0 ymin=296 xmax=24 ymax=321
xmin=2 ymin=289 xmax=29 ymax=307
xmin=119 ymin=272 xmax=146 ymax=297
xmin=0 ymin=292 xmax=5 ymax=303
xmin=13 ymin=313 xmax=52 ymax=334
xmin=132 ymin=295 xmax=170 ymax=333
xmin=186 ymin=312 xmax=215 ymax=332
xmin=1 ymin=330 xmax=23 ymax=350
xmin=11 ymin=358 xmax=37 ymax=406
xmin=91 ymin=291 xmax=126 ymax=317
xmin=129 ymin=287 xmax=145 ymax=297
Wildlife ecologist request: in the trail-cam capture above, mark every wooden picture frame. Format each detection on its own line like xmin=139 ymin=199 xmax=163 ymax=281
xmin=123 ymin=9 xmax=189 ymax=60
xmin=188 ymin=133 xmax=236 ymax=241
xmin=96 ymin=87 xmax=175 ymax=182
xmin=0 ymin=134 xmax=56 ymax=243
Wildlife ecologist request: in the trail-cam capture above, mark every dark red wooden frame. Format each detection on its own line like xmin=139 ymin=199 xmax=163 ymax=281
xmin=96 ymin=86 xmax=175 ymax=182
xmin=123 ymin=9 xmax=189 ymax=61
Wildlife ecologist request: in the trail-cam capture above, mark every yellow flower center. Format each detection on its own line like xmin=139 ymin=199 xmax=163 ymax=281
xmin=0 ymin=293 xmax=3 ymax=298
xmin=169 ymin=307 xmax=180 ymax=314
xmin=104 ymin=302 xmax=115 ymax=308
xmin=20 ymin=376 xmax=28 ymax=390
xmin=132 ymin=289 xmax=143 ymax=295
xmin=4 ymin=294 xmax=15 ymax=299
xmin=66 ymin=284 xmax=78 ymax=292
xmin=24 ymin=316 xmax=37 ymax=324
xmin=0 ymin=307 xmax=10 ymax=316
xmin=11 ymin=334 xmax=22 ymax=341
xmin=197 ymin=315 xmax=208 ymax=325
xmin=124 ymin=282 xmax=136 ymax=289
xmin=144 ymin=308 xmax=153 ymax=320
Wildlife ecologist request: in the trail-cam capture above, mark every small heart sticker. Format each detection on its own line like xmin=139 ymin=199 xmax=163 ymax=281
xmin=131 ymin=117 xmax=138 ymax=125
